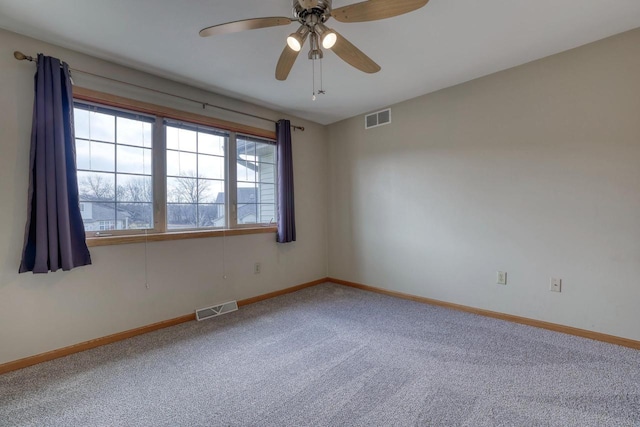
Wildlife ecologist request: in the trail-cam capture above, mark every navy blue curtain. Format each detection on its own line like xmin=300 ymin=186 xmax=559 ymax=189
xmin=276 ymin=119 xmax=296 ymax=243
xmin=19 ymin=54 xmax=92 ymax=273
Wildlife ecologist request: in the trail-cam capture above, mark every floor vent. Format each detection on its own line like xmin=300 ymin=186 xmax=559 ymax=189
xmin=195 ymin=301 xmax=238 ymax=321
xmin=365 ymin=108 xmax=391 ymax=129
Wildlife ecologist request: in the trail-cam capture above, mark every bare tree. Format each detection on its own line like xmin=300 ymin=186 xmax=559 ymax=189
xmin=79 ymin=174 xmax=114 ymax=201
xmin=79 ymin=171 xmax=220 ymax=229
xmin=117 ymin=178 xmax=153 ymax=226
xmin=167 ymin=171 xmax=218 ymax=227
xmin=169 ymin=175 xmax=206 ymax=205
xmin=118 ymin=179 xmax=152 ymax=203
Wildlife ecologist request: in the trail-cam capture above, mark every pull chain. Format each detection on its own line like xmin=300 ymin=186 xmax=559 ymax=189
xmin=312 ymin=56 xmax=316 ymax=101
xmin=318 ymin=57 xmax=325 ymax=95
xmin=311 ymin=56 xmax=325 ymax=101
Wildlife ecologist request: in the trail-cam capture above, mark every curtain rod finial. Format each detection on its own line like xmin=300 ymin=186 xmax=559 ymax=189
xmin=14 ymin=51 xmax=32 ymax=61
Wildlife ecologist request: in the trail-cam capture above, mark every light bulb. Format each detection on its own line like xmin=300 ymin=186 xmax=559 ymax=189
xmin=312 ymin=94 xmax=316 ymax=101
xmin=322 ymin=32 xmax=337 ymax=49
xmin=315 ymin=23 xmax=337 ymax=49
xmin=287 ymin=25 xmax=309 ymax=52
xmin=287 ymin=35 xmax=302 ymax=52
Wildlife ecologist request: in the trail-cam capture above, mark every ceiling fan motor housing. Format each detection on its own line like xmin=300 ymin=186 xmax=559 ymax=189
xmin=298 ymin=0 xmax=318 ymax=9
xmin=294 ymin=0 xmax=331 ymax=22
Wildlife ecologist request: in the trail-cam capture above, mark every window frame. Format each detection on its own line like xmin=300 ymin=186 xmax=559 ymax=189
xmin=73 ymin=87 xmax=278 ymax=246
xmin=234 ymin=133 xmax=278 ymax=228
xmin=74 ymin=101 xmax=157 ymax=238
xmin=163 ymin=119 xmax=230 ymax=232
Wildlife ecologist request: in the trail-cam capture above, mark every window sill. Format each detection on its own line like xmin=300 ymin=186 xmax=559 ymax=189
xmin=86 ymin=226 xmax=277 ymax=247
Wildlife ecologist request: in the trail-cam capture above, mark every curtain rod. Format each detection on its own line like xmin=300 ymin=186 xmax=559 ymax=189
xmin=13 ymin=51 xmax=305 ymax=132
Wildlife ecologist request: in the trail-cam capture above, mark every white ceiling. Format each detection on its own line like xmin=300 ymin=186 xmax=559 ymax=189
xmin=1 ymin=1 xmax=639 ymax=125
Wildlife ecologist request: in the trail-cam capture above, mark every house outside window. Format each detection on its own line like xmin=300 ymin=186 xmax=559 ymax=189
xmin=99 ymin=220 xmax=117 ymax=231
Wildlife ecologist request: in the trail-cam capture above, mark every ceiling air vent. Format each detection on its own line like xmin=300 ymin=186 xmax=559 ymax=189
xmin=365 ymin=108 xmax=391 ymax=129
xmin=196 ymin=300 xmax=238 ymax=321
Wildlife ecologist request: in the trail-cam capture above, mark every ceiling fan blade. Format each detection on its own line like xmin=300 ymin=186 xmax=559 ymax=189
xmin=199 ymin=17 xmax=294 ymax=37
xmin=275 ymin=45 xmax=301 ymax=81
xmin=330 ymin=31 xmax=381 ymax=74
xmin=331 ymin=0 xmax=429 ymax=23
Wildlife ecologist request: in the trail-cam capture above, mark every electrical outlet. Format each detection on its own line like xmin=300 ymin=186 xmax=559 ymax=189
xmin=550 ymin=277 xmax=561 ymax=292
xmin=497 ymin=271 xmax=507 ymax=285
xmin=254 ymin=262 xmax=261 ymax=274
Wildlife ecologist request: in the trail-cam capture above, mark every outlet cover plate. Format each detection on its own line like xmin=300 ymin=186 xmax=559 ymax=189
xmin=550 ymin=277 xmax=562 ymax=292
xmin=497 ymin=271 xmax=507 ymax=285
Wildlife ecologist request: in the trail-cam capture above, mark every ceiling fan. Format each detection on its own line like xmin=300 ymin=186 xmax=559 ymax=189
xmin=199 ymin=0 xmax=429 ymax=81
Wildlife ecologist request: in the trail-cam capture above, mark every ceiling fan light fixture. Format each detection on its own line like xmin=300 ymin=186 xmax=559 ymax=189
xmin=286 ymin=25 xmax=309 ymax=52
xmin=315 ymin=23 xmax=337 ymax=49
xmin=321 ymin=32 xmax=337 ymax=49
xmin=286 ymin=34 xmax=302 ymax=51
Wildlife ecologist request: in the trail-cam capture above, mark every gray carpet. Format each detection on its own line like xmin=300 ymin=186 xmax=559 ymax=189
xmin=1 ymin=282 xmax=639 ymax=426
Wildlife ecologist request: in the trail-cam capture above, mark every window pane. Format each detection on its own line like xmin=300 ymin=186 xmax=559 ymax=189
xmin=117 ymin=117 xmax=152 ymax=148
xmin=198 ymin=179 xmax=223 ymax=204
xmin=78 ymin=171 xmax=115 ymax=201
xmin=89 ymin=111 xmax=115 ymax=142
xmin=167 ymin=177 xmax=198 ymax=204
xmin=166 ymin=126 xmax=197 ymax=152
xmin=117 ymin=145 xmax=152 ymax=175
xmin=167 ymin=204 xmax=197 ymax=230
xmin=256 ymin=142 xmax=275 ymax=161
xmin=237 ymin=138 xmax=256 ymax=160
xmin=75 ymin=139 xmax=91 ymax=170
xmin=197 ymin=203 xmax=222 ymax=228
xmin=75 ymin=140 xmax=115 ymax=172
xmin=258 ymin=163 xmax=275 ymax=184
xmin=199 ymin=132 xmax=225 ymax=156
xmin=237 ymin=204 xmax=258 ymax=224
xmin=167 ymin=150 xmax=197 ymax=177
xmin=116 ymin=202 xmax=152 ymax=229
xmin=257 ymin=183 xmax=275 ymax=204
xmin=236 ymin=138 xmax=247 ymax=159
xmin=74 ymin=108 xmax=90 ymax=139
xmin=78 ymin=201 xmax=116 ymax=232
xmin=238 ymin=185 xmax=257 ymax=204
xmin=116 ymin=174 xmax=152 ymax=202
xmin=208 ymin=203 xmax=227 ymax=227
xmin=258 ymin=203 xmax=276 ymax=224
xmin=237 ymin=160 xmax=256 ymax=183
xmin=198 ymin=154 xmax=224 ymax=180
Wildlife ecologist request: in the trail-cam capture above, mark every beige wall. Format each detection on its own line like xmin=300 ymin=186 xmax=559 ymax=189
xmin=328 ymin=29 xmax=640 ymax=341
xmin=0 ymin=29 xmax=328 ymax=365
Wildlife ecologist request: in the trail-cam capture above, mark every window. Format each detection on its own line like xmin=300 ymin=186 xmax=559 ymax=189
xmin=73 ymin=99 xmax=277 ymax=238
xmin=236 ymin=136 xmax=276 ymax=225
xmin=74 ymin=104 xmax=154 ymax=235
xmin=165 ymin=122 xmax=227 ymax=230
